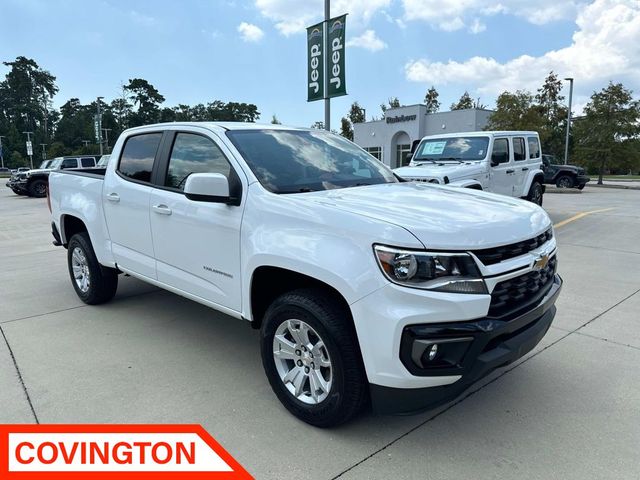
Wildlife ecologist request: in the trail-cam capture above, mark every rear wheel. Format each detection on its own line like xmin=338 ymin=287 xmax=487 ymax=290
xmin=28 ymin=179 xmax=48 ymax=197
xmin=527 ymin=181 xmax=543 ymax=206
xmin=260 ymin=289 xmax=367 ymax=427
xmin=556 ymin=175 xmax=575 ymax=189
xmin=67 ymin=232 xmax=118 ymax=304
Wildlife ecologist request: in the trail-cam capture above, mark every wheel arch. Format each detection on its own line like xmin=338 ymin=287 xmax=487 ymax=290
xmin=60 ymin=214 xmax=89 ymax=246
xmin=249 ymin=266 xmax=353 ymax=331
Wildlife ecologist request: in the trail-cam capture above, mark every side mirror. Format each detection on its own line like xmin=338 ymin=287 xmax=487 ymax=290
xmin=184 ymin=173 xmax=232 ymax=204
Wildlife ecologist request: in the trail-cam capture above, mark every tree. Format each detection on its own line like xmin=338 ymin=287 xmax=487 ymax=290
xmin=573 ymin=82 xmax=640 ymax=183
xmin=310 ymin=121 xmax=324 ymax=129
xmin=124 ymin=78 xmax=165 ymax=126
xmin=535 ymin=72 xmax=568 ymax=157
xmin=271 ymin=114 xmax=281 ymax=124
xmin=340 ymin=117 xmax=353 ymax=140
xmin=380 ymin=97 xmax=401 ymax=115
xmin=424 ymin=86 xmax=440 ymax=113
xmin=348 ymin=102 xmax=366 ymax=124
xmin=450 ymin=91 xmax=474 ymax=110
xmin=486 ymin=90 xmax=544 ymax=131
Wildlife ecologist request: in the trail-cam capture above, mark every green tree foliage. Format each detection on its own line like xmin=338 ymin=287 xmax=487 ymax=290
xmin=450 ymin=91 xmax=474 ymax=110
xmin=271 ymin=115 xmax=281 ymax=124
xmin=424 ymin=86 xmax=440 ymax=113
xmin=0 ymin=56 xmax=261 ymax=159
xmin=573 ymin=82 xmax=640 ymax=183
xmin=380 ymin=97 xmax=401 ymax=115
xmin=486 ymin=90 xmax=544 ymax=131
xmin=340 ymin=117 xmax=353 ymax=140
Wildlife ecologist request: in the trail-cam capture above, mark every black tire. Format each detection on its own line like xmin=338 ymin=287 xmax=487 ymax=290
xmin=578 ymin=184 xmax=586 ymax=190
xmin=555 ymin=174 xmax=575 ymax=189
xmin=12 ymin=189 xmax=26 ymax=196
xmin=527 ymin=181 xmax=544 ymax=206
xmin=28 ymin=179 xmax=48 ymax=197
xmin=260 ymin=288 xmax=367 ymax=427
xmin=67 ymin=232 xmax=118 ymax=305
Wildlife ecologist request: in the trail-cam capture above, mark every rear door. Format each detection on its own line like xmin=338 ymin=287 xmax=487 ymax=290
xmin=103 ymin=132 xmax=164 ymax=279
xmin=511 ymin=136 xmax=528 ymax=196
xmin=149 ymin=130 xmax=244 ymax=312
xmin=489 ymin=137 xmax=514 ymax=196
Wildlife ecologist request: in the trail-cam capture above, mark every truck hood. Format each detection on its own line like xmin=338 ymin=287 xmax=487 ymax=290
xmin=25 ymin=168 xmax=53 ymax=175
xmin=301 ymin=182 xmax=550 ymax=250
xmin=394 ymin=162 xmax=484 ymax=181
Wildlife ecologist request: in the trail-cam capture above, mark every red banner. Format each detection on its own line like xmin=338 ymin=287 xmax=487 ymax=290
xmin=0 ymin=424 xmax=252 ymax=479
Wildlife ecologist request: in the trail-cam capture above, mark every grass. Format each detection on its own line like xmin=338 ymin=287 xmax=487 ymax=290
xmin=602 ymin=175 xmax=640 ymax=181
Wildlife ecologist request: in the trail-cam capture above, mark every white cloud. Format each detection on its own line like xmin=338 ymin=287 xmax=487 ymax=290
xmin=405 ymin=0 xmax=640 ymax=104
xmin=469 ymin=18 xmax=486 ymax=34
xmin=346 ymin=30 xmax=388 ymax=52
xmin=237 ymin=22 xmax=265 ymax=42
xmin=254 ymin=0 xmax=391 ymax=36
xmin=401 ymin=0 xmax=583 ymax=31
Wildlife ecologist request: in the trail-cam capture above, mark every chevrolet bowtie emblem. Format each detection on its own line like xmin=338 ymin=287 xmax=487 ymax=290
xmin=533 ymin=254 xmax=549 ymax=271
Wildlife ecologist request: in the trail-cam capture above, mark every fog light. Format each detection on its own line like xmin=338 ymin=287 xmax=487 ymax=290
xmin=427 ymin=344 xmax=438 ymax=361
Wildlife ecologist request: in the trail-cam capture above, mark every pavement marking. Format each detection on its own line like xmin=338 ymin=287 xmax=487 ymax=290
xmin=553 ymin=208 xmax=614 ymax=229
xmin=0 ymin=325 xmax=40 ymax=424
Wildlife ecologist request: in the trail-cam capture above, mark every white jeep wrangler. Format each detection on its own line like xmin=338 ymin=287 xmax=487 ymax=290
xmin=394 ymin=131 xmax=546 ymax=205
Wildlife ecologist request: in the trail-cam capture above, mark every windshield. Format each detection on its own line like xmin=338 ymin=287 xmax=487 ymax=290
xmin=49 ymin=158 xmax=63 ymax=169
xmin=97 ymin=155 xmax=110 ymax=166
xmin=226 ymin=129 xmax=397 ymax=193
xmin=414 ymin=136 xmax=490 ymax=163
xmin=39 ymin=160 xmax=51 ymax=169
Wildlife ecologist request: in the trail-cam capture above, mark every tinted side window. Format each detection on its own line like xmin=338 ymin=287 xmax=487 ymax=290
xmin=528 ymin=137 xmax=541 ymax=159
xmin=491 ymin=138 xmax=510 ymax=165
xmin=81 ymin=157 xmax=95 ymax=167
xmin=118 ymin=133 xmax=162 ymax=183
xmin=61 ymin=158 xmax=77 ymax=169
xmin=166 ymin=133 xmax=231 ymax=191
xmin=513 ymin=137 xmax=526 ymax=161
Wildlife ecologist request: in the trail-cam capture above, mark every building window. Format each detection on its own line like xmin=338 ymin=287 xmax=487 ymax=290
xmin=396 ymin=144 xmax=412 ymax=167
xmin=364 ymin=146 xmax=382 ymax=161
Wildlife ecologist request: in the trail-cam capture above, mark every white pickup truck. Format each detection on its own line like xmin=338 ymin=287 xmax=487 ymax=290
xmin=48 ymin=123 xmax=561 ymax=427
xmin=394 ymin=131 xmax=546 ymax=205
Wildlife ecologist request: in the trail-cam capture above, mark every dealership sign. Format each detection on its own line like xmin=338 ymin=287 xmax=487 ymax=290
xmin=0 ymin=424 xmax=252 ymax=479
xmin=386 ymin=114 xmax=417 ymax=124
xmin=307 ymin=14 xmax=347 ymax=102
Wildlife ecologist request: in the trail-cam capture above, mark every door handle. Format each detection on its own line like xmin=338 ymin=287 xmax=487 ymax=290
xmin=106 ymin=193 xmax=120 ymax=203
xmin=522 ymin=167 xmax=529 ymax=171
xmin=506 ymin=169 xmax=515 ymax=174
xmin=152 ymin=204 xmax=172 ymax=215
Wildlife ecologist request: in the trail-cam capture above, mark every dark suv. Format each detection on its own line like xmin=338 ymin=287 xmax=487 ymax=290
xmin=542 ymin=154 xmax=590 ymax=190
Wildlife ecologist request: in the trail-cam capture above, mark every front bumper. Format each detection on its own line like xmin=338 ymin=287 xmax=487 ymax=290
xmin=368 ymin=274 xmax=561 ymax=414
xmin=576 ymin=175 xmax=590 ymax=186
xmin=6 ymin=179 xmax=28 ymax=192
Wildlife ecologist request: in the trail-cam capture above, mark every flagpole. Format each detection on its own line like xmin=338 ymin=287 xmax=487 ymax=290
xmin=324 ymin=0 xmax=330 ymax=131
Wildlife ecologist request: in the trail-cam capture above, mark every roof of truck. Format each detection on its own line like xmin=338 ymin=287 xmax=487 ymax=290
xmin=125 ymin=122 xmax=310 ymax=133
xmin=422 ymin=131 xmax=539 ymax=139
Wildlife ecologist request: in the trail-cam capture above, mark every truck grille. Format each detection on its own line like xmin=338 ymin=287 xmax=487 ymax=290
xmin=489 ymin=256 xmax=557 ymax=318
xmin=473 ymin=229 xmax=553 ymax=265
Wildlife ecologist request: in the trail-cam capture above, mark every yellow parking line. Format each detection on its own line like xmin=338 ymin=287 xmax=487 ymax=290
xmin=554 ymin=208 xmax=614 ymax=229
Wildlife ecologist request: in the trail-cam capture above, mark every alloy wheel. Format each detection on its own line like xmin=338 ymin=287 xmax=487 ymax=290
xmin=71 ymin=247 xmax=91 ymax=293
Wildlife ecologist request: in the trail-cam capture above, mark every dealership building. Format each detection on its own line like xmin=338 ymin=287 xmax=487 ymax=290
xmin=353 ymin=105 xmax=493 ymax=168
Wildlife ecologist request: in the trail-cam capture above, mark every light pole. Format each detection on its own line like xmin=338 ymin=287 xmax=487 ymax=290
xmin=23 ymin=131 xmax=34 ymax=169
xmin=323 ymin=0 xmax=330 ymax=131
xmin=0 ymin=136 xmax=5 ymax=169
xmin=564 ymin=77 xmax=574 ymax=165
xmin=40 ymin=143 xmax=47 ymax=160
xmin=101 ymin=128 xmax=112 ymax=153
xmin=97 ymin=97 xmax=104 ymax=155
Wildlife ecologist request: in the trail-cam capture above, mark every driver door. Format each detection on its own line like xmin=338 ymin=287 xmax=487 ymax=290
xmin=489 ymin=137 xmax=514 ymax=196
xmin=149 ymin=130 xmax=244 ymax=312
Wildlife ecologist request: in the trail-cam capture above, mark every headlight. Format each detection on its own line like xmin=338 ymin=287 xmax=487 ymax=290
xmin=374 ymin=245 xmax=487 ymax=294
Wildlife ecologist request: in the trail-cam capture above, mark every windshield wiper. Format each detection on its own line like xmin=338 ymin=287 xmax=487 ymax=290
xmin=276 ymin=187 xmax=317 ymax=194
xmin=440 ymin=157 xmax=463 ymax=163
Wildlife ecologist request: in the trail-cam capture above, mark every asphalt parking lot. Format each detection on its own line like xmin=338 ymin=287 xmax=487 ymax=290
xmin=1 ymin=184 xmax=639 ymax=479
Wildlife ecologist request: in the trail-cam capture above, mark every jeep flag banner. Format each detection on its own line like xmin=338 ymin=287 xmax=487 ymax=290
xmin=0 ymin=424 xmax=252 ymax=479
xmin=306 ymin=21 xmax=324 ymax=102
xmin=327 ymin=15 xmax=346 ymax=99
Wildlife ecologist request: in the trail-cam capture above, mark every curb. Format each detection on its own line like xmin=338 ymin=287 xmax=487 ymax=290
xmin=546 ymin=187 xmax=582 ymax=194
xmin=587 ymin=183 xmax=640 ymax=191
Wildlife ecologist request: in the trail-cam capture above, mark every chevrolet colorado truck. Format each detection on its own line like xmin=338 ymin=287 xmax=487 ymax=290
xmin=48 ymin=123 xmax=561 ymax=427
xmin=394 ymin=131 xmax=546 ymax=205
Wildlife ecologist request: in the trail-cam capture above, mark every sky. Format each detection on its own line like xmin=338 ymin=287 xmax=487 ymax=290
xmin=1 ymin=0 xmax=639 ymax=128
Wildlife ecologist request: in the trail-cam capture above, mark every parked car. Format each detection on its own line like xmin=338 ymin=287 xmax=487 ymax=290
xmin=542 ymin=154 xmax=590 ymax=189
xmin=6 ymin=155 xmax=99 ymax=197
xmin=49 ymin=123 xmax=561 ymax=427
xmin=96 ymin=155 xmax=111 ymax=167
xmin=0 ymin=167 xmax=10 ymax=174
xmin=393 ymin=131 xmax=546 ymax=205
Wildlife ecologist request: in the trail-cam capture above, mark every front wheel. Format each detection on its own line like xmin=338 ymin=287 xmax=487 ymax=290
xmin=28 ymin=179 xmax=48 ymax=197
xmin=556 ymin=175 xmax=575 ymax=189
xmin=67 ymin=232 xmax=118 ymax=305
xmin=260 ymin=289 xmax=367 ymax=427
xmin=527 ymin=181 xmax=544 ymax=206
xmin=578 ymin=184 xmax=586 ymax=190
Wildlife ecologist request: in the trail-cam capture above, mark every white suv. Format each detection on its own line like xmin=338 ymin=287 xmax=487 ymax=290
xmin=394 ymin=131 xmax=546 ymax=205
